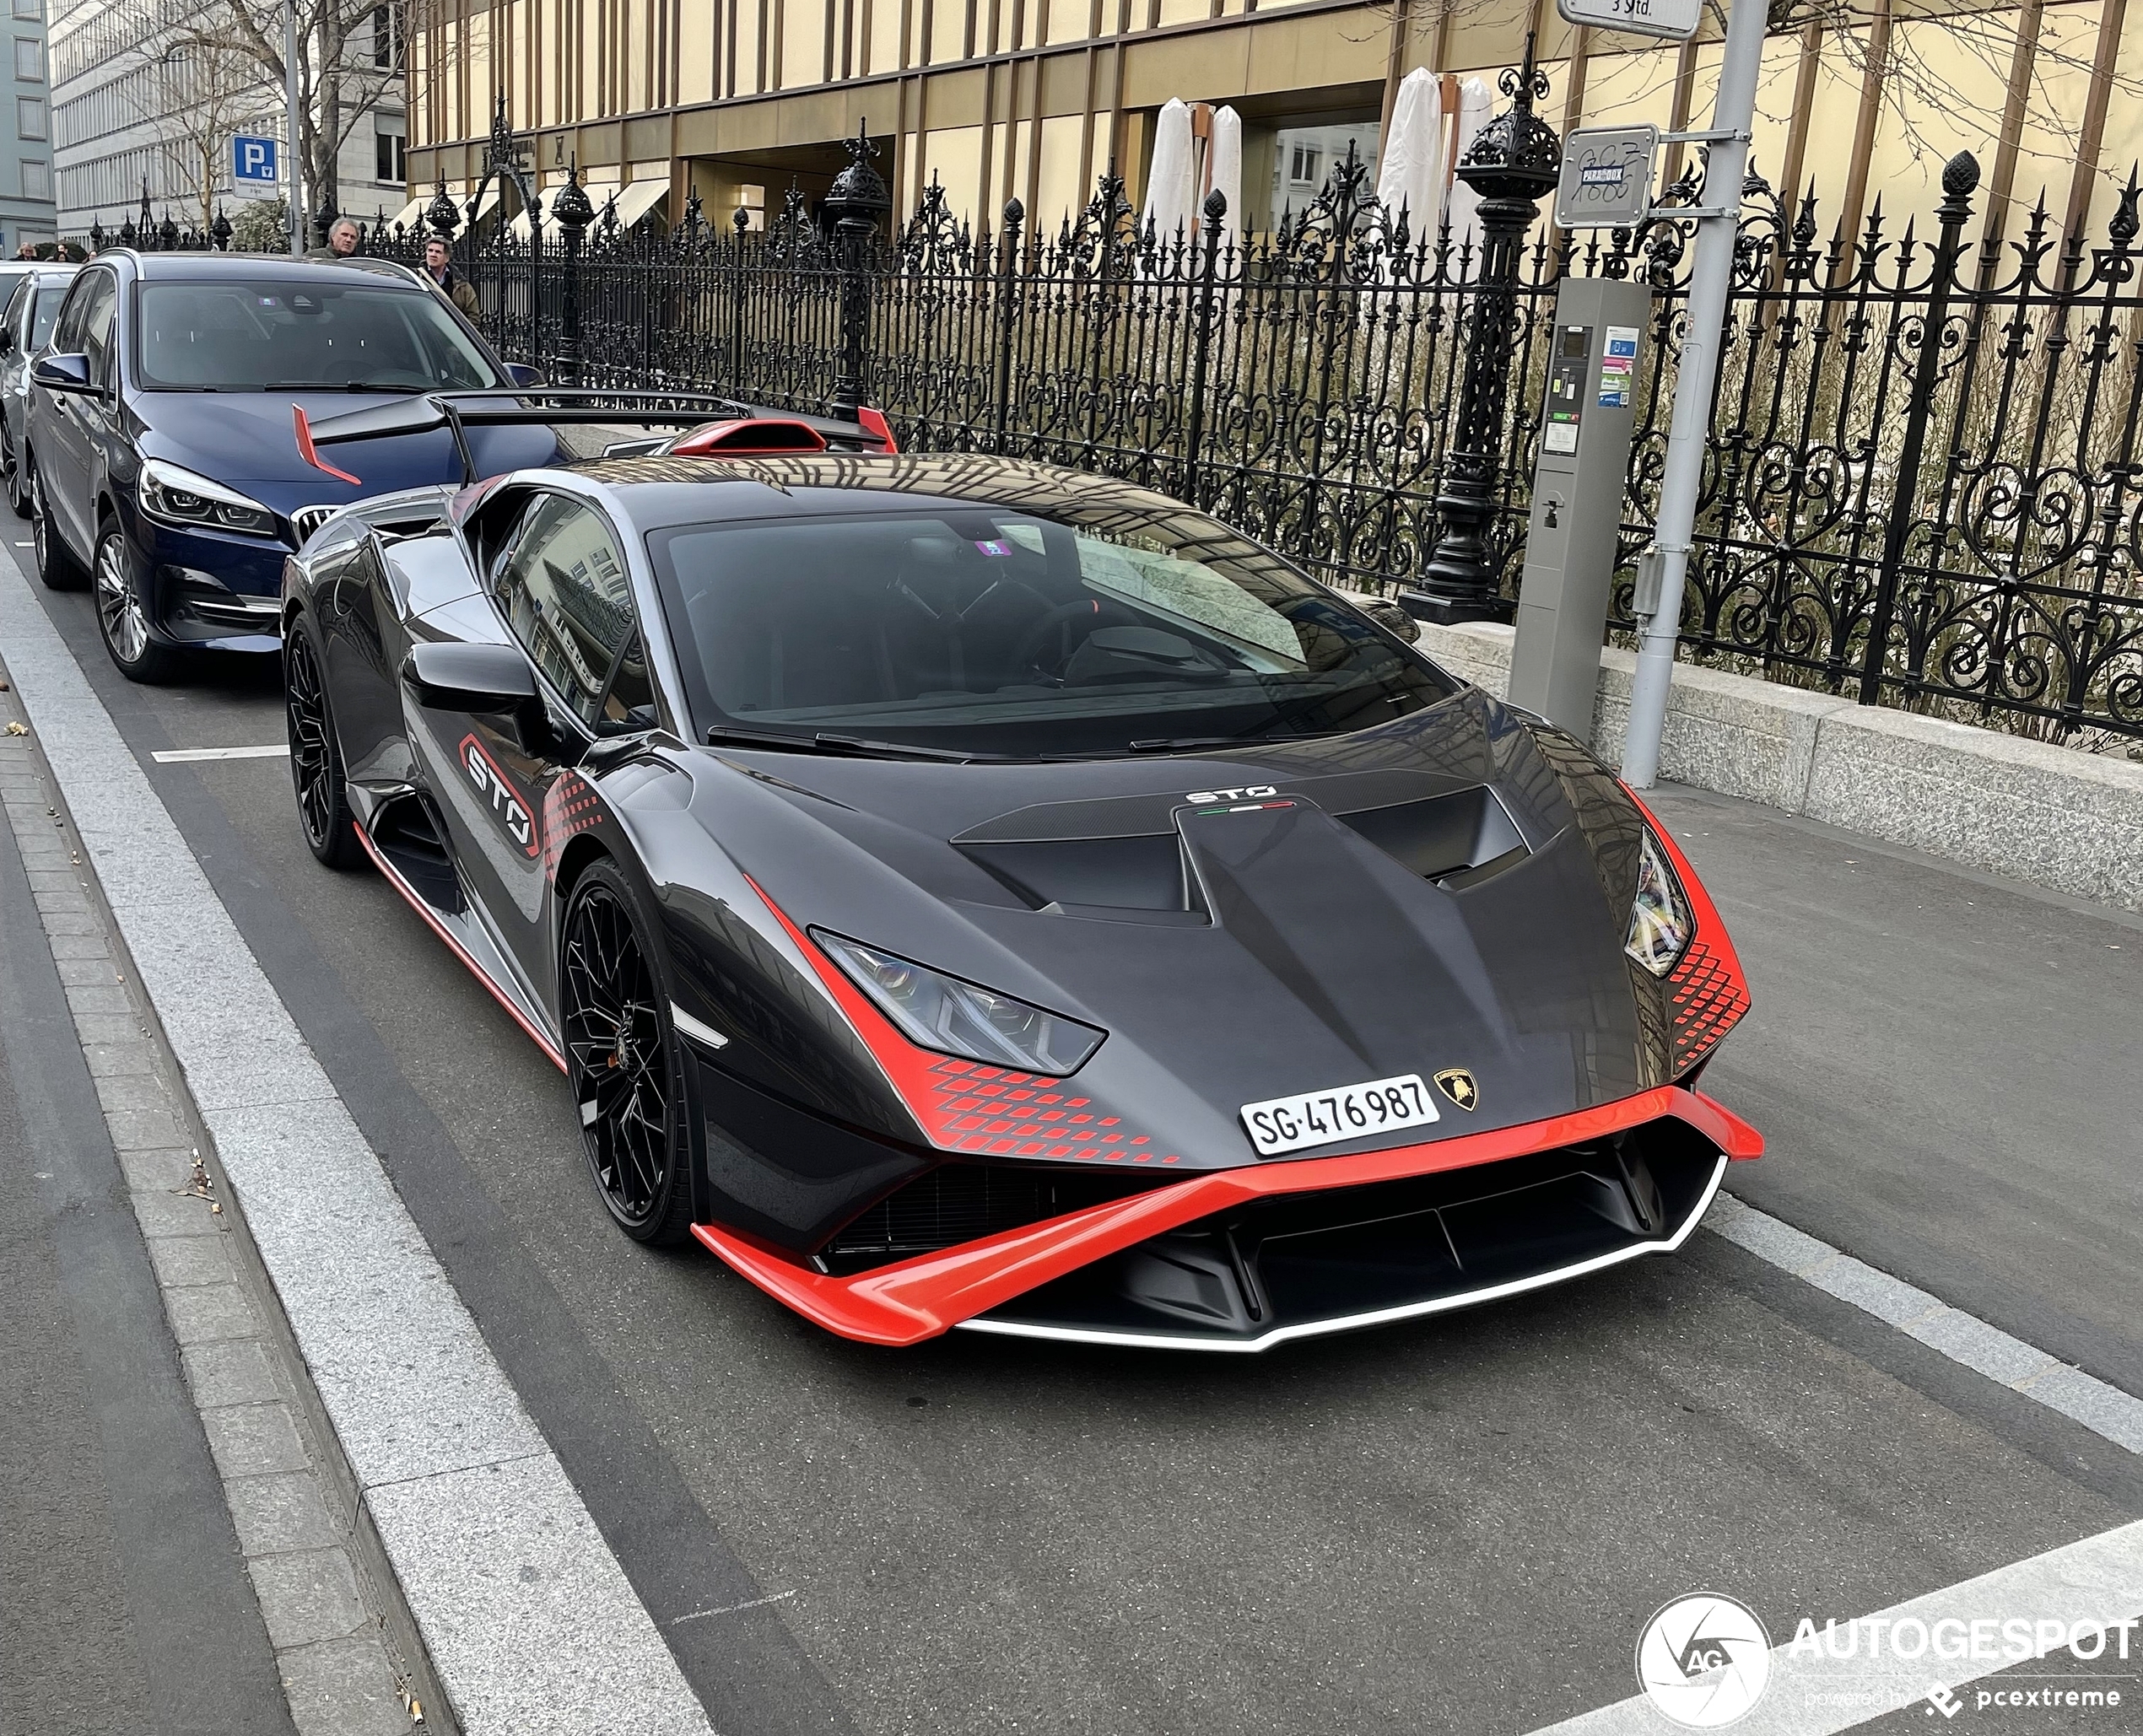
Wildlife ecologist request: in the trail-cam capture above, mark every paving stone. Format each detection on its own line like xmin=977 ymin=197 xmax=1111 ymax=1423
xmin=28 ymin=865 xmax=86 ymax=892
xmin=81 ymin=1038 xmax=157 ymax=1078
xmin=93 ymin=1070 xmax=174 ymax=1118
xmin=277 ymin=1634 xmax=411 ymax=1736
xmin=54 ymin=955 xmax=119 ymax=986
xmin=203 ymin=1402 xmax=310 ymax=1480
xmin=118 ymin=1146 xmax=195 ymax=1193
xmin=246 ymin=1547 xmax=369 ymax=1649
xmin=225 ymin=1469 xmax=340 ymax=1557
xmin=105 ymin=1102 xmax=191 ymax=1150
xmin=66 ymin=983 xmax=132 ymax=1017
xmin=146 ymin=1232 xmax=238 ymax=1290
xmin=2022 ymin=1364 xmax=2143 ymax=1454
xmin=46 ymin=932 xmax=111 ymax=960
xmin=1904 ymin=1307 xmax=2056 ymax=1387
xmin=35 ymin=910 xmax=100 ymax=937
xmin=182 ymin=1339 xmax=283 ymax=1409
xmin=132 ymin=1184 xmax=221 ymax=1238
xmin=74 ymin=1011 xmax=148 ymax=1045
xmin=165 ymin=1282 xmax=258 ymax=1347
xmin=1805 ymin=1254 xmax=1946 ymax=1328
xmin=33 ymin=887 xmax=89 ymax=914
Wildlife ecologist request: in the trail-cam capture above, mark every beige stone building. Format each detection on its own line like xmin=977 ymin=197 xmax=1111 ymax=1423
xmin=403 ymin=0 xmax=2143 ymax=251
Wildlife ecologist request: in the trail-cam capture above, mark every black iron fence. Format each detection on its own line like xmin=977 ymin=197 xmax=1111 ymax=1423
xmin=101 ymin=134 xmax=2143 ymax=742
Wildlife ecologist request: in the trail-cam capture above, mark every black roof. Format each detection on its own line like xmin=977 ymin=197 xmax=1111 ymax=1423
xmin=97 ymin=251 xmax=424 ymax=289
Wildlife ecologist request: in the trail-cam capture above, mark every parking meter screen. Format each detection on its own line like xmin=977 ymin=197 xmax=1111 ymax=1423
xmin=649 ymin=505 xmax=1459 ymax=759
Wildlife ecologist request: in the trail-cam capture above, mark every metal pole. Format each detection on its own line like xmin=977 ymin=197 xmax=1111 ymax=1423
xmin=284 ymin=0 xmax=304 ymax=256
xmin=1619 ymin=0 xmax=1764 ymax=789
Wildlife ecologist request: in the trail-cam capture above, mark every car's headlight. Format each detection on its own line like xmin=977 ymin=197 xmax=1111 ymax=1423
xmin=812 ymin=930 xmax=1104 ymax=1076
xmin=1625 ymin=828 xmax=1693 ymax=977
xmin=139 ymin=459 xmax=278 ymax=537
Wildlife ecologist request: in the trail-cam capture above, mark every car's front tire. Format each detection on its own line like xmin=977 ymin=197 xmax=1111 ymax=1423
xmin=92 ymin=518 xmax=179 ymax=683
xmin=561 ymin=859 xmax=695 ymax=1246
xmin=28 ymin=454 xmax=81 ymax=589
xmin=283 ymin=618 xmax=364 ymax=871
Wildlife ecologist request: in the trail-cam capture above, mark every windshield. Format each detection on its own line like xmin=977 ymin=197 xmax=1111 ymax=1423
xmin=135 ymin=278 xmax=503 ymax=391
xmin=646 ymin=502 xmax=1457 ymax=758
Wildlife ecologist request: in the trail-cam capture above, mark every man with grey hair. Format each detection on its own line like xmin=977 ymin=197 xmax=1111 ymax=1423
xmin=305 ymin=217 xmax=361 ymax=260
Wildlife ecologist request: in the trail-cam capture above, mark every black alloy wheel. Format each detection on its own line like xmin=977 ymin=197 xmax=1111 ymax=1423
xmin=562 ymin=861 xmax=694 ymax=1245
xmin=28 ymin=454 xmax=80 ymax=589
xmin=92 ymin=518 xmax=177 ymax=682
xmin=284 ymin=620 xmax=363 ymax=869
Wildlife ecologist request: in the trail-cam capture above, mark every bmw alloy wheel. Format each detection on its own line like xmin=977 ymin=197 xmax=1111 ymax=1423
xmin=95 ymin=531 xmax=148 ymax=664
xmin=562 ymin=871 xmax=685 ymax=1240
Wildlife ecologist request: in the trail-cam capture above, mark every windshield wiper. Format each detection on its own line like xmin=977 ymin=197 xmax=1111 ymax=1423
xmin=1119 ymin=731 xmax=1321 ymax=754
xmin=259 ymin=380 xmax=435 ymax=393
xmin=704 ymin=725 xmax=1024 ymax=763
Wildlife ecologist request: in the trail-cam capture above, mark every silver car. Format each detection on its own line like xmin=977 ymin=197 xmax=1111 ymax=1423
xmin=0 ymin=262 xmax=76 ymax=517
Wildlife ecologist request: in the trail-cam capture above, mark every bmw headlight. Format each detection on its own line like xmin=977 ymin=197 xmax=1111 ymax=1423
xmin=139 ymin=459 xmax=278 ymax=538
xmin=812 ymin=930 xmax=1104 ymax=1076
xmin=1625 ymin=829 xmax=1693 ymax=977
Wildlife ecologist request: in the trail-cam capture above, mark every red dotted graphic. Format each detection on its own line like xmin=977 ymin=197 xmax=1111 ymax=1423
xmin=918 ymin=1056 xmax=1181 ymax=1165
xmin=1667 ymin=937 xmax=1751 ymax=1072
xmin=541 ymin=772 xmax=603 ymax=879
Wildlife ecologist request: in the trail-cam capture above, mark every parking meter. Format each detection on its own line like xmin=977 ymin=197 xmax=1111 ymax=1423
xmin=1507 ymin=278 xmax=1651 ymax=735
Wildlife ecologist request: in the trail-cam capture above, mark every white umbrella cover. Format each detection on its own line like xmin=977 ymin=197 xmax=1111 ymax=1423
xmin=1209 ymin=105 xmax=1244 ymax=250
xmin=1375 ymin=67 xmax=1446 ymax=240
xmin=1142 ymin=98 xmax=1196 ymax=250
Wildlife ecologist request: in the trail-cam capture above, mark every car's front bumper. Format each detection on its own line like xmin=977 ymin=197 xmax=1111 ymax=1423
xmin=691 ymin=1084 xmax=1762 ymax=1349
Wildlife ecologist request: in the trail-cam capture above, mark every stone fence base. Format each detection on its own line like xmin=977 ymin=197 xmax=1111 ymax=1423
xmin=1409 ymin=620 xmax=2143 ymax=914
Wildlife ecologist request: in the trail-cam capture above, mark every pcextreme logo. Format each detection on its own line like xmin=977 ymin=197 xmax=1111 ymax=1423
xmin=460 ymin=733 xmax=540 ymax=858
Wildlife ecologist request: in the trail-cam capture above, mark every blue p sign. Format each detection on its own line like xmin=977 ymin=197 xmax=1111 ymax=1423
xmin=233 ymin=135 xmax=278 ymax=186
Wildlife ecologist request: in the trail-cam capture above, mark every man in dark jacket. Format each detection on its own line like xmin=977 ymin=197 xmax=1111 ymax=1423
xmin=305 ymin=217 xmax=361 ymax=260
xmin=423 ymin=237 xmax=480 ymax=320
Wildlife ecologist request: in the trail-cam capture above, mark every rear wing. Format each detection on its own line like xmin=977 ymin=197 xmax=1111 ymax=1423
xmin=294 ymin=388 xmax=898 ymax=485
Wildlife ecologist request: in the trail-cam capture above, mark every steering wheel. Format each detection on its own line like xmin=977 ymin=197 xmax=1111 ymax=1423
xmin=1010 ymin=598 xmax=1131 ymax=677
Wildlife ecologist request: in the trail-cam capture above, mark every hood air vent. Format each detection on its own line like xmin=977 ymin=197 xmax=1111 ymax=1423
xmin=960 ymin=833 xmax=1208 ymax=925
xmin=1336 ymin=784 xmax=1528 ymax=887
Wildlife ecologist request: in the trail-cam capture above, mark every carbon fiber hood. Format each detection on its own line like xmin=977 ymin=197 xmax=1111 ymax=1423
xmin=672 ymin=688 xmax=1665 ymax=1171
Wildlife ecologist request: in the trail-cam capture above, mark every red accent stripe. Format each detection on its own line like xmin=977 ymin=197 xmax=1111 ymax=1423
xmin=693 ymin=1084 xmax=1762 ymax=1345
xmin=855 ymin=405 xmax=899 ymax=453
xmin=292 ymin=405 xmax=363 ymax=488
xmin=354 ymin=820 xmax=566 ymax=1071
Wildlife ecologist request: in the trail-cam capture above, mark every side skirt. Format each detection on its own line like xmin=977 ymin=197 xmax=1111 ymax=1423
xmin=354 ymin=817 xmax=566 ymax=1072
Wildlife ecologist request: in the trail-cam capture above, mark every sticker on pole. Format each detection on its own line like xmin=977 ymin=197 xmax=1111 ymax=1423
xmin=1556 ymin=0 xmax=1703 ymax=42
xmin=233 ymin=135 xmax=279 ymax=188
xmin=1556 ymin=126 xmax=1657 ymax=230
xmin=1597 ymin=325 xmax=1639 ymax=407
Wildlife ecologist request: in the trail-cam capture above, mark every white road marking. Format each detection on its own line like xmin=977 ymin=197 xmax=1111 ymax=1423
xmin=150 ymin=744 xmax=289 ymax=763
xmin=1526 ymin=1518 xmax=2143 ymax=1734
xmin=1708 ymin=1193 xmax=2143 ymax=1454
xmin=668 ymin=1589 xmax=796 ymax=1625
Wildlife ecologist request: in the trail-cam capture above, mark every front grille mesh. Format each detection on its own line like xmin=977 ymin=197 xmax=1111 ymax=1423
xmin=290 ymin=504 xmax=337 ymax=542
xmin=1667 ymin=938 xmax=1751 ymax=1071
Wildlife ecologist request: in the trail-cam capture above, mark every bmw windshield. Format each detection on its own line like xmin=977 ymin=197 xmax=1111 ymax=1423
xmin=648 ymin=502 xmax=1458 ymax=759
xmin=135 ymin=278 xmax=504 ymax=391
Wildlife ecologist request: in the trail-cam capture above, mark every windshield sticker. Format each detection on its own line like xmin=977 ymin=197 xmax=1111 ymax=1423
xmin=974 ymin=539 xmax=1012 ymax=557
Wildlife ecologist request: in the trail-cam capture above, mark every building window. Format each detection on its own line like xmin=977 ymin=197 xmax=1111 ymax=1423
xmin=375 ymin=126 xmax=404 ymax=183
xmin=13 ymin=36 xmax=39 ymax=80
xmin=16 ymin=94 xmax=38 ymax=137
xmin=10 ymin=0 xmax=37 ymax=19
xmin=371 ymin=3 xmax=402 ymax=68
xmin=21 ymin=158 xmax=47 ymax=200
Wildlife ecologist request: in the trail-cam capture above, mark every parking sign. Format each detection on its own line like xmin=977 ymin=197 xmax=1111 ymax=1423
xmin=233 ymin=135 xmax=278 ymax=188
xmin=1555 ymin=0 xmax=1702 ymax=41
xmin=1555 ymin=126 xmax=1659 ymax=230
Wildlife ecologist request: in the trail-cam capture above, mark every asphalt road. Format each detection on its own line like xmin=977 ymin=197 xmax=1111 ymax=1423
xmin=15 ymin=547 xmax=2143 ymax=1735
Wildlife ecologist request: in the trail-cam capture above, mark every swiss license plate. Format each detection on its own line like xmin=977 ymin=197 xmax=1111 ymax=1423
xmin=1239 ymin=1073 xmax=1439 ymax=1157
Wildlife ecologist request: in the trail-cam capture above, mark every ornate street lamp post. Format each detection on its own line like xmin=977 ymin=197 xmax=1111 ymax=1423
xmin=823 ymin=121 xmax=891 ymax=422
xmin=1406 ymin=40 xmax=1562 ymax=624
xmin=550 ymin=163 xmax=596 ymax=385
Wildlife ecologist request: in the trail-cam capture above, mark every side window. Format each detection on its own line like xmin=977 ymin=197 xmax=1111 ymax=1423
xmin=492 ymin=494 xmax=655 ymax=732
xmin=48 ymin=271 xmax=90 ymax=353
xmin=0 ymin=276 xmax=26 ymax=345
xmin=78 ymin=272 xmax=117 ymax=390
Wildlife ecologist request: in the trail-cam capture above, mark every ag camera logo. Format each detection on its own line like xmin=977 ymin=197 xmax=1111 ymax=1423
xmin=1636 ymin=1593 xmax=1773 ymax=1728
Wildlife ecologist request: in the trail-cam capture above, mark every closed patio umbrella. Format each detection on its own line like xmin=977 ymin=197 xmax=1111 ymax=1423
xmin=1375 ymin=67 xmax=1446 ymax=240
xmin=1143 ymin=98 xmax=1196 ymax=253
xmin=1209 ymin=104 xmax=1243 ymax=251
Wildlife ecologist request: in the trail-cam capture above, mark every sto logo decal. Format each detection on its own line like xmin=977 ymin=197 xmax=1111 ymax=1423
xmin=460 ymin=734 xmax=540 ymax=858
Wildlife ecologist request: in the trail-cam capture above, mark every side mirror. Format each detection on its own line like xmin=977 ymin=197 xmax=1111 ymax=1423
xmin=0 ymin=327 xmax=15 ymax=354
xmin=32 ymin=352 xmax=91 ymax=393
xmin=401 ymin=639 xmax=550 ymax=752
xmin=501 ymin=361 xmax=544 ymax=389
